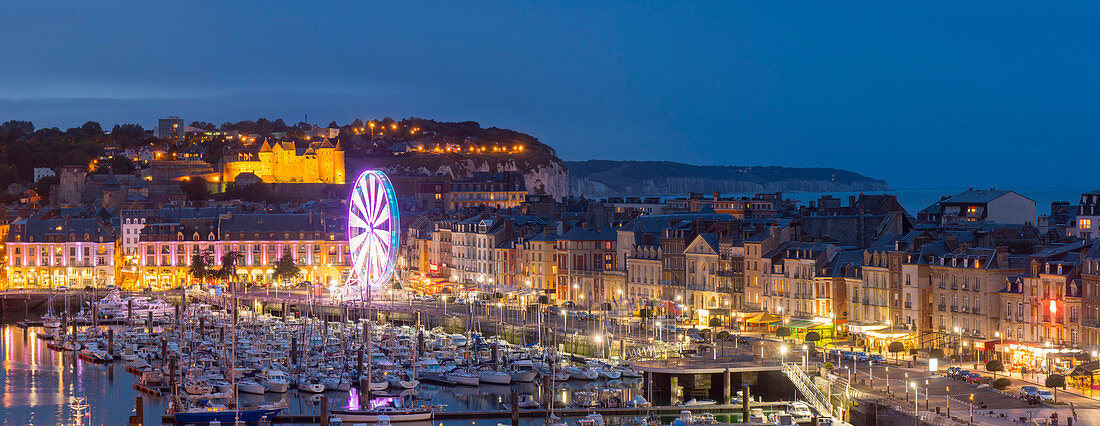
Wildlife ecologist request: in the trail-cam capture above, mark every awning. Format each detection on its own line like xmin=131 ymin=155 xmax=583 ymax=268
xmin=849 ymin=323 xmax=890 ymax=334
xmin=783 ymin=319 xmax=820 ymax=329
xmin=745 ymin=312 xmax=782 ymax=324
xmin=1069 ymin=360 xmax=1100 ymax=377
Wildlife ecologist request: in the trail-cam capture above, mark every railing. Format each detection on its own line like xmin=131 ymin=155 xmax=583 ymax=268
xmin=938 ymin=304 xmax=946 ymax=311
xmin=782 ymin=363 xmax=836 ymax=418
xmin=950 ymin=305 xmax=958 ymax=312
xmin=973 ymin=306 xmax=981 ymax=314
xmin=904 ymin=301 xmax=912 ymax=309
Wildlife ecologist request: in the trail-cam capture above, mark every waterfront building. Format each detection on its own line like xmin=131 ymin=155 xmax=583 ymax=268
xmin=6 ymin=214 xmax=117 ymax=289
xmin=136 ymin=210 xmax=349 ymax=289
xmin=1082 ymin=244 xmax=1100 ymax=351
xmin=516 ymin=229 xmax=558 ymax=299
xmin=555 ymin=225 xmax=617 ymax=309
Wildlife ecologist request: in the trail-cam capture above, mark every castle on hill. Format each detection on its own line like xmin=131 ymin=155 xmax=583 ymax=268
xmin=222 ymin=139 xmax=345 ymax=184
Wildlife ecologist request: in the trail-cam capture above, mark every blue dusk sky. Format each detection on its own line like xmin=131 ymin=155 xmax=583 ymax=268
xmin=1 ymin=2 xmax=1098 ymax=189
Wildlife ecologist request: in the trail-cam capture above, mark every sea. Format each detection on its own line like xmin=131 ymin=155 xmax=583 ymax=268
xmin=751 ymin=186 xmax=1094 ymax=217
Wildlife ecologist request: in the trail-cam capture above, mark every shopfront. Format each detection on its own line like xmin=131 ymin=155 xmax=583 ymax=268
xmin=1002 ymin=342 xmax=1083 ymax=376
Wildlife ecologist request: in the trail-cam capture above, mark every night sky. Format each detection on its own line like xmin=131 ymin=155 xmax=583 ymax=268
xmin=2 ymin=2 xmax=1099 ymax=188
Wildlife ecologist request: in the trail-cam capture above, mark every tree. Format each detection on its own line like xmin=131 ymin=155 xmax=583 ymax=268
xmin=986 ymin=359 xmax=1004 ymax=381
xmin=188 ymin=252 xmax=211 ymax=285
xmin=805 ymin=331 xmax=821 ymax=344
xmin=775 ymin=326 xmax=792 ymax=340
xmin=888 ymin=341 xmax=907 ymax=365
xmin=1046 ymin=374 xmax=1066 ymax=402
xmin=709 ymin=317 xmax=722 ymax=327
xmin=180 ymin=177 xmax=210 ymax=201
xmin=217 ymin=251 xmax=242 ymax=291
xmin=992 ymin=378 xmax=1012 ymax=390
xmin=929 ymin=348 xmax=946 ymax=360
xmin=273 ymin=248 xmax=300 ymax=286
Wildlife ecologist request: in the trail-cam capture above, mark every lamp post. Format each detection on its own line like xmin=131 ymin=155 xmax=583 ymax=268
xmin=969 ymin=393 xmax=974 ymax=424
xmin=780 ymin=345 xmax=788 ymax=364
xmin=802 ymin=345 xmax=808 ymax=370
xmin=946 ymin=385 xmax=950 ymax=418
xmin=911 ymin=382 xmax=918 ymax=418
xmin=904 ymin=372 xmax=909 ymax=401
xmin=885 ymin=367 xmax=890 ymax=394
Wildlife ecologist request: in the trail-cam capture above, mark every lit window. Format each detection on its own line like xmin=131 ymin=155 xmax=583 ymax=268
xmin=966 ymin=206 xmax=978 ymax=215
xmin=1081 ymin=219 xmax=1092 ymax=230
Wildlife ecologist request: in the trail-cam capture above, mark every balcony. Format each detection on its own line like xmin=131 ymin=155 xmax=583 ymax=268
xmin=851 ymin=297 xmax=859 ymax=303
xmin=1016 ymin=314 xmax=1024 ymax=322
xmin=904 ymin=301 xmax=912 ymax=309
xmin=950 ymin=305 xmax=958 ymax=312
xmin=973 ymin=306 xmax=981 ymax=314
xmin=938 ymin=304 xmax=946 ymax=311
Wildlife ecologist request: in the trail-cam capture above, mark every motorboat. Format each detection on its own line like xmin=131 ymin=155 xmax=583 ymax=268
xmin=263 ymin=370 xmax=289 ymax=393
xmin=578 ymin=413 xmax=604 ymax=426
xmin=184 ymin=381 xmax=214 ymax=395
xmin=297 ymin=377 xmax=326 ymax=393
xmin=680 ymin=398 xmax=717 ymax=406
xmin=478 ymin=369 xmax=512 ymax=385
xmin=237 ymin=378 xmax=266 ymax=395
xmin=445 ymin=371 xmax=479 ymax=386
xmin=510 ymin=367 xmax=538 ymax=383
xmin=565 ymin=366 xmax=599 ymax=381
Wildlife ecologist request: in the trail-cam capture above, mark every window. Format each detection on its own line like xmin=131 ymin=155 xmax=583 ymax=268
xmin=1082 ymin=219 xmax=1093 ymax=230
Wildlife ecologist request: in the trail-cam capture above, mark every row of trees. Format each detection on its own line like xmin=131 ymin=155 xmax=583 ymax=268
xmin=187 ymin=248 xmax=301 ymax=291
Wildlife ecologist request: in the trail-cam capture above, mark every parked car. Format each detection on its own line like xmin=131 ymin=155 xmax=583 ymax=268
xmin=965 ymin=372 xmax=983 ymax=384
xmin=868 ymin=354 xmax=886 ymax=363
xmin=954 ymin=369 xmax=971 ymax=380
xmin=1020 ymin=386 xmax=1039 ymax=399
xmin=1038 ymin=389 xmax=1055 ymax=402
xmin=945 ymin=366 xmax=961 ymax=377
xmin=54 ymin=286 xmax=70 ymax=292
xmin=83 ymin=285 xmax=95 ymax=292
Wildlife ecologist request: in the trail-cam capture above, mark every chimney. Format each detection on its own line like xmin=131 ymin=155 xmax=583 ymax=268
xmin=713 ymin=191 xmax=721 ymax=200
xmin=848 ymin=195 xmax=857 ymax=207
xmin=996 ymin=245 xmax=1009 ymax=267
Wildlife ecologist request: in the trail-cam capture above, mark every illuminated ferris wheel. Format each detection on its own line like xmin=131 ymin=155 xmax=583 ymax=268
xmin=347 ymin=170 xmax=400 ymax=289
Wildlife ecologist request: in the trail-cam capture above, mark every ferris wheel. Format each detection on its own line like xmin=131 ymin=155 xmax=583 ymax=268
xmin=347 ymin=170 xmax=400 ymax=289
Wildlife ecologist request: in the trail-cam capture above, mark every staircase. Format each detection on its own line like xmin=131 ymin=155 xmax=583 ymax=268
xmin=782 ymin=362 xmax=836 ymax=418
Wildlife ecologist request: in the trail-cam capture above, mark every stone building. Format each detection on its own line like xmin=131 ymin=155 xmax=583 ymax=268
xmin=222 ymin=139 xmax=345 ymax=184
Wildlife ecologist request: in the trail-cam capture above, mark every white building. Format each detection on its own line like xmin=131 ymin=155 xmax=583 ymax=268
xmin=33 ymin=168 xmax=56 ymax=183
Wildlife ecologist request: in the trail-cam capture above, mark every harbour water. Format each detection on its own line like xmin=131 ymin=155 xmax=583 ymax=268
xmin=0 ymin=320 xmax=645 ymax=425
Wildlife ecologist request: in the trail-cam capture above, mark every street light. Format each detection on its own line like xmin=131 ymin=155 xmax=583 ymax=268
xmin=780 ymin=345 xmax=788 ymax=364
xmin=910 ymin=382 xmax=918 ymax=417
xmin=946 ymin=385 xmax=950 ymax=417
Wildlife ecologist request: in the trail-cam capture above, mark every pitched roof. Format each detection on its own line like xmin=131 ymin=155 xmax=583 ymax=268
xmin=942 ymin=189 xmax=1031 ymax=204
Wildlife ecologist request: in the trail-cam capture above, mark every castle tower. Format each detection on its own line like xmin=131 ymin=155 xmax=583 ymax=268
xmin=257 ymin=140 xmax=275 ymax=181
xmin=332 ymin=140 xmax=345 ymax=184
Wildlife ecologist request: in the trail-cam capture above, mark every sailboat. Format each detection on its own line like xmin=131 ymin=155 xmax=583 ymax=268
xmin=329 ymin=279 xmax=433 ymax=423
xmin=173 ymin=295 xmax=285 ymax=424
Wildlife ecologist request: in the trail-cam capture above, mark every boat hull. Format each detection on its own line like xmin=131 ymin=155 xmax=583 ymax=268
xmin=331 ymin=409 xmax=433 ymax=422
xmin=174 ymin=408 xmax=282 ymax=423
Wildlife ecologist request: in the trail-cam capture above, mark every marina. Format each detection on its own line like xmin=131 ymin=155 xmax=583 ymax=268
xmin=0 ymin=287 xmax=828 ymax=425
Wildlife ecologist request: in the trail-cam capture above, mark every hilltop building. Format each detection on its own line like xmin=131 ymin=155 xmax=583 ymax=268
xmin=222 ymin=139 xmax=345 ymax=184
